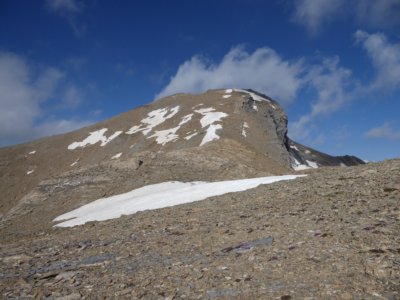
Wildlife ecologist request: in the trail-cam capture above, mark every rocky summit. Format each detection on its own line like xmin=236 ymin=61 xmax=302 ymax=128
xmin=1 ymin=89 xmax=398 ymax=299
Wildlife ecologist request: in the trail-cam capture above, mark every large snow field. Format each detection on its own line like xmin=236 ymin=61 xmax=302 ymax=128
xmin=53 ymin=174 xmax=305 ymax=227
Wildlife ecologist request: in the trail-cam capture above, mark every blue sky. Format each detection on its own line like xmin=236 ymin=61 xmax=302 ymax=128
xmin=0 ymin=0 xmax=399 ymax=161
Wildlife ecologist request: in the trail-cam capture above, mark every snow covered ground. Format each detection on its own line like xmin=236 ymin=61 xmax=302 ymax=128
xmin=53 ymin=174 xmax=305 ymax=227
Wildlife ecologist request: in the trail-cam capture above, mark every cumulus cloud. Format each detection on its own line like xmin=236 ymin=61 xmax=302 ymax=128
xmin=292 ymin=0 xmax=400 ymax=34
xmin=156 ymin=46 xmax=303 ymax=104
xmin=0 ymin=51 xmax=91 ymax=147
xmin=365 ymin=122 xmax=400 ymax=140
xmin=355 ymin=30 xmax=400 ymax=90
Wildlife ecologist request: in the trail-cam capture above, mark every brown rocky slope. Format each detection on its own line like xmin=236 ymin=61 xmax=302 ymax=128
xmin=0 ymin=158 xmax=399 ymax=299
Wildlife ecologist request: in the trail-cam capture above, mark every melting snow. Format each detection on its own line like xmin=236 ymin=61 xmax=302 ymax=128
xmin=306 ymin=160 xmax=318 ymax=169
xmin=179 ymin=114 xmax=193 ymax=126
xmin=147 ymin=113 xmax=194 ymax=146
xmin=242 ymin=122 xmax=249 ymax=137
xmin=28 ymin=150 xmax=36 ymax=155
xmin=53 ymin=174 xmax=306 ymax=227
xmin=126 ymin=106 xmax=180 ymax=136
xmin=225 ymin=89 xmax=232 ymax=93
xmin=112 ymin=153 xmax=122 ymax=159
xmin=233 ymin=89 xmax=271 ymax=102
xmin=195 ymin=107 xmax=228 ymax=146
xmin=223 ymin=95 xmax=231 ymax=99
xmin=26 ymin=170 xmax=34 ymax=175
xmin=200 ymin=124 xmax=223 ymax=146
xmin=290 ymin=145 xmax=299 ymax=151
xmin=149 ymin=126 xmax=180 ymax=145
xmin=184 ymin=132 xmax=198 ymax=140
xmin=70 ymin=159 xmax=79 ymax=167
xmin=68 ymin=129 xmax=123 ymax=150
xmin=292 ymin=158 xmax=311 ymax=171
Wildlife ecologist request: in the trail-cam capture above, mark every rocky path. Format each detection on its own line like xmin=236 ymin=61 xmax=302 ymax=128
xmin=1 ymin=160 xmax=399 ymax=299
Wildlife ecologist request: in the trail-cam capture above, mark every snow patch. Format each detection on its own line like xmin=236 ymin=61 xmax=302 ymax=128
xmin=126 ymin=106 xmax=180 ymax=136
xmin=200 ymin=124 xmax=223 ymax=146
xmin=195 ymin=107 xmax=228 ymax=146
xmin=68 ymin=129 xmax=122 ymax=150
xmin=184 ymin=132 xmax=198 ymax=140
xmin=305 ymin=149 xmax=311 ymax=154
xmin=290 ymin=145 xmax=299 ymax=151
xmin=148 ymin=126 xmax=180 ymax=146
xmin=306 ymin=160 xmax=318 ymax=169
xmin=223 ymin=95 xmax=231 ymax=99
xmin=292 ymin=158 xmax=311 ymax=171
xmin=233 ymin=89 xmax=271 ymax=102
xmin=253 ymin=104 xmax=258 ymax=111
xmin=112 ymin=153 xmax=122 ymax=159
xmin=225 ymin=89 xmax=232 ymax=93
xmin=28 ymin=150 xmax=36 ymax=155
xmin=242 ymin=122 xmax=249 ymax=137
xmin=179 ymin=114 xmax=193 ymax=126
xmin=53 ymin=174 xmax=306 ymax=227
xmin=26 ymin=170 xmax=34 ymax=175
xmin=70 ymin=159 xmax=79 ymax=167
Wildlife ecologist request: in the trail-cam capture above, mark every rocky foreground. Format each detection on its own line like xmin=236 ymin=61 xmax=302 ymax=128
xmin=1 ymin=159 xmax=399 ymax=299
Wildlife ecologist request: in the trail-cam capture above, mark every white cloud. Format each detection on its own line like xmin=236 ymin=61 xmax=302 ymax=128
xmin=0 ymin=51 xmax=91 ymax=147
xmin=46 ymin=0 xmax=82 ymax=14
xmin=292 ymin=0 xmax=400 ymax=34
xmin=354 ymin=0 xmax=400 ymax=29
xmin=45 ymin=0 xmax=86 ymax=37
xmin=292 ymin=0 xmax=346 ymax=35
xmin=156 ymin=46 xmax=303 ymax=104
xmin=290 ymin=57 xmax=354 ymax=140
xmin=355 ymin=30 xmax=400 ymax=90
xmin=365 ymin=122 xmax=400 ymax=140
xmin=61 ymin=85 xmax=83 ymax=109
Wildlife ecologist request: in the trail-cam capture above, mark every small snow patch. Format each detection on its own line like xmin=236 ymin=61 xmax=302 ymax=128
xmin=253 ymin=104 xmax=258 ymax=111
xmin=126 ymin=106 xmax=180 ymax=136
xmin=233 ymin=89 xmax=271 ymax=102
xmin=53 ymin=174 xmax=306 ymax=227
xmin=306 ymin=160 xmax=318 ymax=169
xmin=68 ymin=129 xmax=122 ymax=150
xmin=223 ymin=95 xmax=231 ymax=99
xmin=305 ymin=149 xmax=311 ymax=154
xmin=148 ymin=126 xmax=180 ymax=145
xmin=195 ymin=107 xmax=228 ymax=146
xmin=290 ymin=145 xmax=299 ymax=151
xmin=70 ymin=159 xmax=79 ymax=167
xmin=112 ymin=153 xmax=122 ymax=159
xmin=200 ymin=124 xmax=222 ymax=146
xmin=185 ymin=132 xmax=198 ymax=140
xmin=242 ymin=122 xmax=249 ymax=137
xmin=28 ymin=150 xmax=36 ymax=155
xmin=26 ymin=170 xmax=34 ymax=175
xmin=292 ymin=158 xmax=311 ymax=171
xmin=225 ymin=89 xmax=232 ymax=93
xmin=179 ymin=114 xmax=193 ymax=126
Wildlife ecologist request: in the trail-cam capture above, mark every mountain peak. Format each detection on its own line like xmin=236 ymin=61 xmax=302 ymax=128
xmin=0 ymin=88 xmax=363 ymax=217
